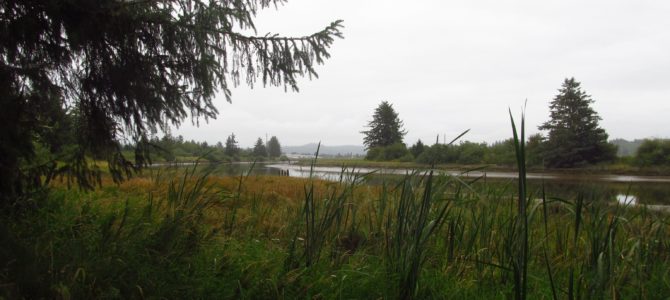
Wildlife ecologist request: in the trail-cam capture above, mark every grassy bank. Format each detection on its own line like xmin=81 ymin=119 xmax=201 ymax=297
xmin=2 ymin=163 xmax=669 ymax=299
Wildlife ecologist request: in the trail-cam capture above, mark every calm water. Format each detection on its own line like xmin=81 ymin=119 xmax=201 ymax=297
xmin=167 ymin=162 xmax=670 ymax=207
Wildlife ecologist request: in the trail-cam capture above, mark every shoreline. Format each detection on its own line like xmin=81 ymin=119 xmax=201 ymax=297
xmin=291 ymin=159 xmax=670 ymax=177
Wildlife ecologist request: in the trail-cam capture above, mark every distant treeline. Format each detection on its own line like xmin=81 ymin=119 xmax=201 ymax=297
xmin=362 ymin=80 xmax=670 ymax=169
xmin=122 ymin=134 xmax=285 ymax=162
xmin=366 ymin=136 xmax=543 ymax=166
xmin=368 ymin=136 xmax=670 ymax=168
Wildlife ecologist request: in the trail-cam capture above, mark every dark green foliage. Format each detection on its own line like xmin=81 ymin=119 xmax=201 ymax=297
xmin=224 ymin=133 xmax=240 ymax=158
xmin=0 ymin=77 xmax=84 ymax=204
xmin=456 ymin=141 xmax=487 ymax=164
xmin=267 ymin=136 xmax=282 ymax=158
xmin=415 ymin=143 xmax=484 ymax=165
xmin=485 ymin=138 xmax=517 ymax=165
xmin=525 ymin=133 xmax=546 ymax=167
xmin=365 ymin=147 xmax=382 ymax=160
xmin=383 ymin=171 xmax=451 ymax=299
xmin=412 ymin=137 xmax=549 ymax=167
xmin=294 ymin=165 xmax=365 ymax=268
xmin=409 ymin=139 xmax=426 ymax=158
xmin=635 ymin=139 xmax=670 ymax=166
xmin=0 ymin=165 xmax=223 ymax=298
xmin=134 ymin=134 xmax=231 ymax=162
xmin=0 ymin=0 xmax=343 ymax=204
xmin=362 ymin=101 xmax=407 ymax=150
xmin=365 ymin=143 xmax=410 ymax=161
xmin=253 ymin=138 xmax=267 ymax=158
xmin=508 ymin=110 xmax=529 ymax=300
xmin=416 ymin=144 xmax=457 ymax=164
xmin=539 ymin=78 xmax=617 ymax=167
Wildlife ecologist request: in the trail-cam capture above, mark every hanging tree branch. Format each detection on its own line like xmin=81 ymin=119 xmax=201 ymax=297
xmin=0 ymin=0 xmax=344 ymax=201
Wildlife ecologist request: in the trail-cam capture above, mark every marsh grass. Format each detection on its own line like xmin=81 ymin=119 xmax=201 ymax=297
xmin=3 ymin=133 xmax=670 ymax=298
xmin=0 ymin=163 xmax=227 ymax=298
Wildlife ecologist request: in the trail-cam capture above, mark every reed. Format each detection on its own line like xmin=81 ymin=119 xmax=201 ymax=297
xmin=381 ymin=170 xmax=452 ymax=299
xmin=4 ymin=123 xmax=670 ymax=299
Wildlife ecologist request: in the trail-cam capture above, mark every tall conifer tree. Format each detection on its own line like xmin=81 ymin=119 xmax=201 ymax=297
xmin=361 ymin=101 xmax=407 ymax=149
xmin=224 ymin=133 xmax=239 ymax=157
xmin=267 ymin=136 xmax=282 ymax=158
xmin=539 ymin=78 xmax=616 ymax=167
xmin=253 ymin=138 xmax=268 ymax=157
xmin=0 ymin=0 xmax=343 ymax=202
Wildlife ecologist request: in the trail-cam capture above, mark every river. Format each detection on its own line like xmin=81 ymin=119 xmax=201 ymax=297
xmin=157 ymin=162 xmax=670 ymax=207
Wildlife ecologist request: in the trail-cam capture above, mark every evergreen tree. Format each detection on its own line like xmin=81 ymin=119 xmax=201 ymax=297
xmin=253 ymin=138 xmax=268 ymax=157
xmin=539 ymin=78 xmax=616 ymax=167
xmin=0 ymin=0 xmax=342 ymax=203
xmin=409 ymin=139 xmax=426 ymax=158
xmin=224 ymin=133 xmax=239 ymax=157
xmin=267 ymin=136 xmax=282 ymax=158
xmin=361 ymin=101 xmax=407 ymax=149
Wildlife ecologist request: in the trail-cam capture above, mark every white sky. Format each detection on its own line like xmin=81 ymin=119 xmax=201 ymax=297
xmin=174 ymin=0 xmax=670 ymax=148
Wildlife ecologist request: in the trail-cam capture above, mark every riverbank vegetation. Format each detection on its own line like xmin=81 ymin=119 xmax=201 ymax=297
xmin=301 ymin=144 xmax=670 ymax=176
xmin=358 ymin=79 xmax=669 ymax=175
xmin=3 ymin=116 xmax=670 ymax=298
xmin=2 ymin=157 xmax=669 ymax=298
xmin=2 ymin=1 xmax=669 ymax=298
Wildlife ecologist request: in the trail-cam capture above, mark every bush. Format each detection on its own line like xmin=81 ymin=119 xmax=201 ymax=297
xmin=415 ymin=144 xmax=460 ymax=165
xmin=365 ymin=147 xmax=383 ymax=161
xmin=484 ymin=139 xmax=516 ymax=165
xmin=635 ymin=139 xmax=670 ymax=166
xmin=398 ymin=153 xmax=414 ymax=162
xmin=365 ymin=143 xmax=409 ymax=161
xmin=457 ymin=142 xmax=487 ymax=164
xmin=383 ymin=143 xmax=410 ymax=161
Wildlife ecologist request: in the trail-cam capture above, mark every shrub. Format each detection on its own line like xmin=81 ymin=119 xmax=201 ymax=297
xmin=635 ymin=139 xmax=670 ymax=166
xmin=365 ymin=147 xmax=383 ymax=160
xmin=365 ymin=143 xmax=409 ymax=161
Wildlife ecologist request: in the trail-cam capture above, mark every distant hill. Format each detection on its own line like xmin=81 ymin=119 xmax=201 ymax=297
xmin=610 ymin=138 xmax=645 ymax=157
xmin=283 ymin=143 xmax=366 ymax=156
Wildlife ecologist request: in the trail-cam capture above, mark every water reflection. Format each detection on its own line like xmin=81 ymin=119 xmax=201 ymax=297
xmin=615 ymin=194 xmax=638 ymax=206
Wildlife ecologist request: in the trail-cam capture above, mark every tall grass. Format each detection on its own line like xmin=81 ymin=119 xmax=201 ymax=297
xmin=382 ymin=170 xmax=451 ymax=299
xmin=3 ymin=125 xmax=670 ymax=298
xmin=0 ymin=163 xmax=226 ymax=298
xmin=509 ymin=109 xmax=530 ymax=300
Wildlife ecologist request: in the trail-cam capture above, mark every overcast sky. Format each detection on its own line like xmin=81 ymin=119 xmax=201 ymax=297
xmin=174 ymin=0 xmax=670 ymax=148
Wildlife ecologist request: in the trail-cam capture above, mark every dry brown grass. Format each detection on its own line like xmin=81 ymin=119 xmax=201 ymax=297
xmin=50 ymin=172 xmax=381 ymax=239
